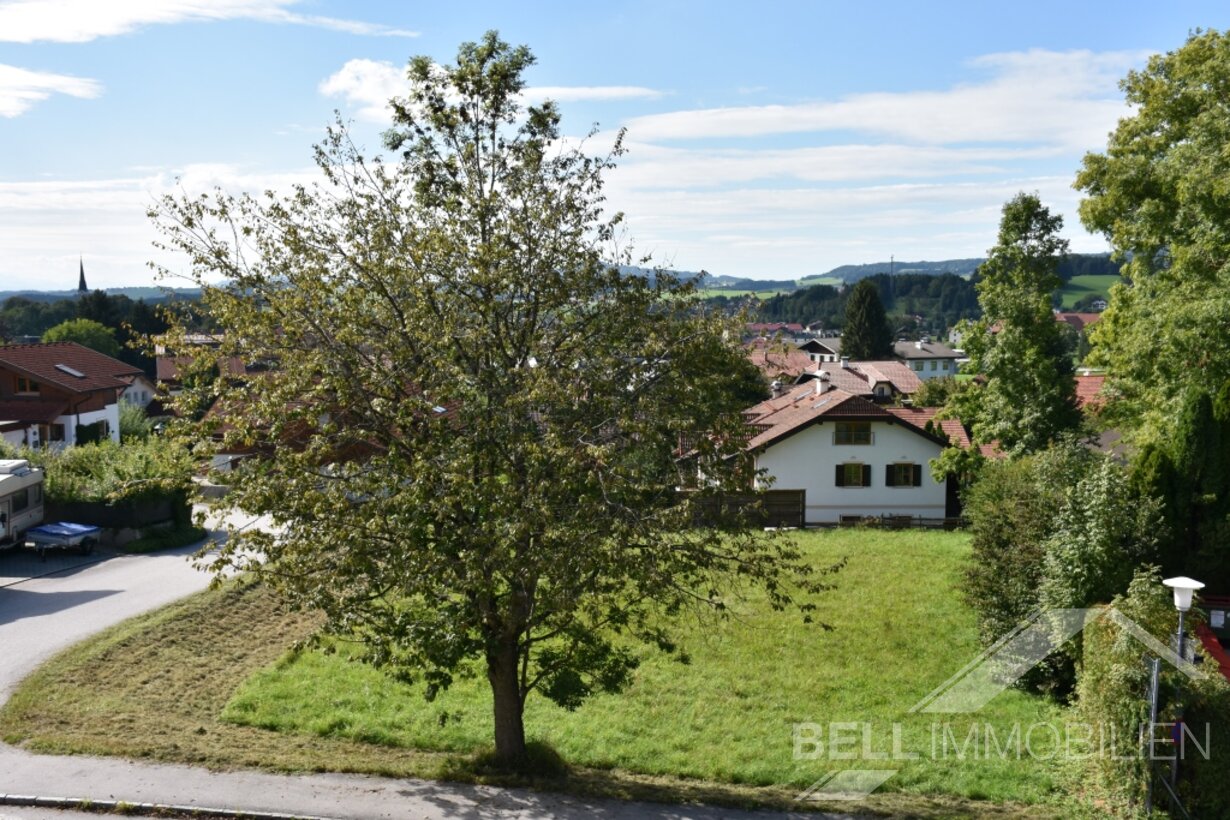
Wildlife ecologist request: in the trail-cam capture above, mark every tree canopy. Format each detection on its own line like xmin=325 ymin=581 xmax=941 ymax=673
xmin=1075 ymin=28 xmax=1230 ymax=444
xmin=840 ymin=279 xmax=894 ymax=359
xmin=949 ymin=193 xmax=1080 ymax=456
xmin=152 ymin=32 xmax=821 ymax=766
xmin=41 ymin=317 xmax=121 ymax=358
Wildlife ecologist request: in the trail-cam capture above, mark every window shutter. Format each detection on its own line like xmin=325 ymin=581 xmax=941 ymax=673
xmin=885 ymin=464 xmax=896 ymax=487
xmin=862 ymin=464 xmax=872 ymax=487
xmin=913 ymin=464 xmax=923 ymax=486
xmin=835 ymin=464 xmax=846 ymax=487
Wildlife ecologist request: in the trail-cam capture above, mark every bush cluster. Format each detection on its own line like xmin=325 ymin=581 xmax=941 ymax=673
xmin=962 ymin=439 xmax=1162 ymax=696
xmin=22 ymin=438 xmax=193 ymax=506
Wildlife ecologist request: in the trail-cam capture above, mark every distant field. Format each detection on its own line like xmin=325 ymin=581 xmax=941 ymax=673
xmin=693 ymin=288 xmax=783 ymax=299
xmin=1057 ymin=274 xmax=1121 ymax=309
xmin=795 ymin=275 xmax=844 ymax=288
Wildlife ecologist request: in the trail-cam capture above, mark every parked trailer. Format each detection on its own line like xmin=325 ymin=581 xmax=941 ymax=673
xmin=0 ymin=459 xmax=45 ymax=549
xmin=25 ymin=521 xmax=102 ymax=560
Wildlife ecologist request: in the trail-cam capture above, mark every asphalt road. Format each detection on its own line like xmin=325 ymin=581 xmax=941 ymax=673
xmin=0 ymin=511 xmax=839 ymax=820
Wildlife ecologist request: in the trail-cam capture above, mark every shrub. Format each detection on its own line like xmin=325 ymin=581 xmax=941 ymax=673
xmin=119 ymin=402 xmax=154 ymax=441
xmin=1040 ymin=458 xmax=1163 ymax=611
xmin=1075 ymin=569 xmax=1171 ymax=814
xmin=24 ymin=438 xmax=193 ymax=507
xmin=1076 ymin=567 xmax=1230 ymax=817
xmin=963 ymin=439 xmax=1095 ymax=644
xmin=121 ymin=525 xmax=208 ymax=554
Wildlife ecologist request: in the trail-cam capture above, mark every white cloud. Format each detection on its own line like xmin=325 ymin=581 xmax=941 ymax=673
xmin=0 ymin=0 xmax=416 ymax=43
xmin=623 ymin=49 xmax=1144 ymax=150
xmin=0 ymin=63 xmax=101 ymax=117
xmin=318 ymin=58 xmax=404 ymax=122
xmin=0 ymin=164 xmax=320 ymax=290
xmin=603 ymin=139 xmax=1063 ymax=189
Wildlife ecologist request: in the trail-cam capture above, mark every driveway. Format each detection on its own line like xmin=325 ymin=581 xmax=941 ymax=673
xmin=0 ymin=511 xmax=836 ymax=820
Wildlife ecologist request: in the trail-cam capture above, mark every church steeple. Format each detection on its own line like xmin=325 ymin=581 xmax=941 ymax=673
xmin=77 ymin=257 xmax=87 ymax=293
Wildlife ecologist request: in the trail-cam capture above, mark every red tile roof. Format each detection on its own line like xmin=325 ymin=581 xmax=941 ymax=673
xmin=0 ymin=342 xmax=140 ymax=395
xmin=1055 ymin=312 xmax=1103 ymax=333
xmin=883 ymin=406 xmax=972 ymax=449
xmin=743 ymin=382 xmax=953 ymax=451
xmin=746 ymin=346 xmax=817 ymax=380
xmin=746 ymin=322 xmax=804 ymax=334
xmin=1075 ymin=375 xmax=1107 ymax=409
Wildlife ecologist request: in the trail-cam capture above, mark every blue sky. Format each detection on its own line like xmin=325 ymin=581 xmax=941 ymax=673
xmin=1 ymin=1 xmax=1227 ymax=291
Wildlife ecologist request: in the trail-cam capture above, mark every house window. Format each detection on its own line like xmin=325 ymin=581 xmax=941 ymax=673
xmin=49 ymin=424 xmax=65 ymax=442
xmin=15 ymin=376 xmax=40 ymax=395
xmin=11 ymin=488 xmax=29 ymax=513
xmin=834 ymin=421 xmax=872 ymax=445
xmin=912 ymin=361 xmax=923 ymax=371
xmin=835 ymin=463 xmax=872 ymax=487
xmin=886 ymin=463 xmax=923 ymax=487
xmin=929 ymin=360 xmax=937 ymax=371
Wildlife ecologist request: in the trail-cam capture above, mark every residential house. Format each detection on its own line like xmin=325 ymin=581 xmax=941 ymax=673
xmin=0 ymin=342 xmax=142 ymax=448
xmin=119 ymin=373 xmax=158 ymax=408
xmin=893 ymin=338 xmax=960 ymax=380
xmin=744 ymin=380 xmax=968 ymax=524
xmin=797 ymin=337 xmax=843 ymax=363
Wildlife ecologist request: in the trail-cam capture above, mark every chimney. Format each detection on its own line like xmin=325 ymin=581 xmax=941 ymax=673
xmin=914 ymin=340 xmax=923 ymax=350
xmin=814 ymin=376 xmax=828 ymax=395
xmin=770 ymin=379 xmax=784 ymax=397
xmin=840 ymin=356 xmax=850 ymax=369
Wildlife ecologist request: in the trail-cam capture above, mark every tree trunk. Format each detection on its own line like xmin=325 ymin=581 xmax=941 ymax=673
xmin=487 ymin=639 xmax=527 ymax=766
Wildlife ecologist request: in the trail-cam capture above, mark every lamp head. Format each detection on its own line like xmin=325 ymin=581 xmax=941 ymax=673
xmin=1163 ymin=576 xmax=1205 ymax=612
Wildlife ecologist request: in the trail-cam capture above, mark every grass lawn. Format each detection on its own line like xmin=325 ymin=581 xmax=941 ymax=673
xmin=0 ymin=529 xmax=1073 ymax=817
xmin=1057 ymin=275 xmax=1121 ymax=309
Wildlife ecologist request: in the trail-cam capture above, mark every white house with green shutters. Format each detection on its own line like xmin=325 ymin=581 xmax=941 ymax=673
xmin=744 ymin=380 xmax=968 ymax=524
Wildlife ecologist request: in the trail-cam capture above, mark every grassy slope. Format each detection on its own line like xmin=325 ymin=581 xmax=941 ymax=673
xmin=224 ymin=530 xmax=1066 ymax=804
xmin=1057 ymin=275 xmax=1120 ymax=309
xmin=0 ymin=530 xmax=1071 ymax=816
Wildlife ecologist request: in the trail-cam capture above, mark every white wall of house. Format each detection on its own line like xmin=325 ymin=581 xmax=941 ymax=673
xmin=121 ymin=378 xmax=157 ymax=408
xmin=2 ymin=430 xmax=24 ymax=448
xmin=755 ymin=420 xmax=947 ymax=524
xmin=59 ymin=405 xmax=120 ymax=445
xmin=905 ymin=358 xmax=957 ymax=380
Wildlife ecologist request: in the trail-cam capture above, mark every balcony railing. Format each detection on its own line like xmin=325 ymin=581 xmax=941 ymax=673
xmin=833 ymin=431 xmax=873 ymax=445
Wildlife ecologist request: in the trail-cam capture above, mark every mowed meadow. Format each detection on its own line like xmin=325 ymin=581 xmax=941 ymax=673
xmin=0 ymin=529 xmax=1071 ymax=814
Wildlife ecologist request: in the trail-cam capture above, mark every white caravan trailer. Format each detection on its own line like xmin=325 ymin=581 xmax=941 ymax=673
xmin=0 ymin=459 xmax=45 ymax=549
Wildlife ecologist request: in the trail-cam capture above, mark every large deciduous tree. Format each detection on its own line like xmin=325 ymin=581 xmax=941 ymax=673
xmin=1075 ymin=30 xmax=1230 ymax=587
xmin=1075 ymin=28 xmax=1230 ymax=445
xmin=841 ymin=279 xmax=894 ymax=359
xmin=152 ymin=33 xmax=821 ymax=767
xmin=951 ymin=193 xmax=1079 ymax=455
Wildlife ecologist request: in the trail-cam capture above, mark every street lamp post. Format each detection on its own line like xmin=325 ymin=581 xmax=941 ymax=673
xmin=1161 ymin=576 xmax=1204 ymax=793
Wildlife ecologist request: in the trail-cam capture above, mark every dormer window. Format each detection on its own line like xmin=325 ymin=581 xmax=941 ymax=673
xmin=15 ymin=376 xmax=40 ymax=395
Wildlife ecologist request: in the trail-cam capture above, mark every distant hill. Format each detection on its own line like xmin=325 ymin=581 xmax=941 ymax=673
xmin=803 ymin=258 xmax=985 ymax=285
xmin=0 ymin=287 xmax=201 ymax=303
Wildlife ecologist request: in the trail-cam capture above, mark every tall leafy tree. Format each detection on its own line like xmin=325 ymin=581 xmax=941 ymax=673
xmin=152 ymin=33 xmax=821 ymax=767
xmin=41 ymin=317 xmax=121 ymax=358
xmin=952 ymin=193 xmax=1079 ymax=455
xmin=841 ymin=279 xmax=894 ymax=359
xmin=1076 ymin=29 xmax=1230 ymax=445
